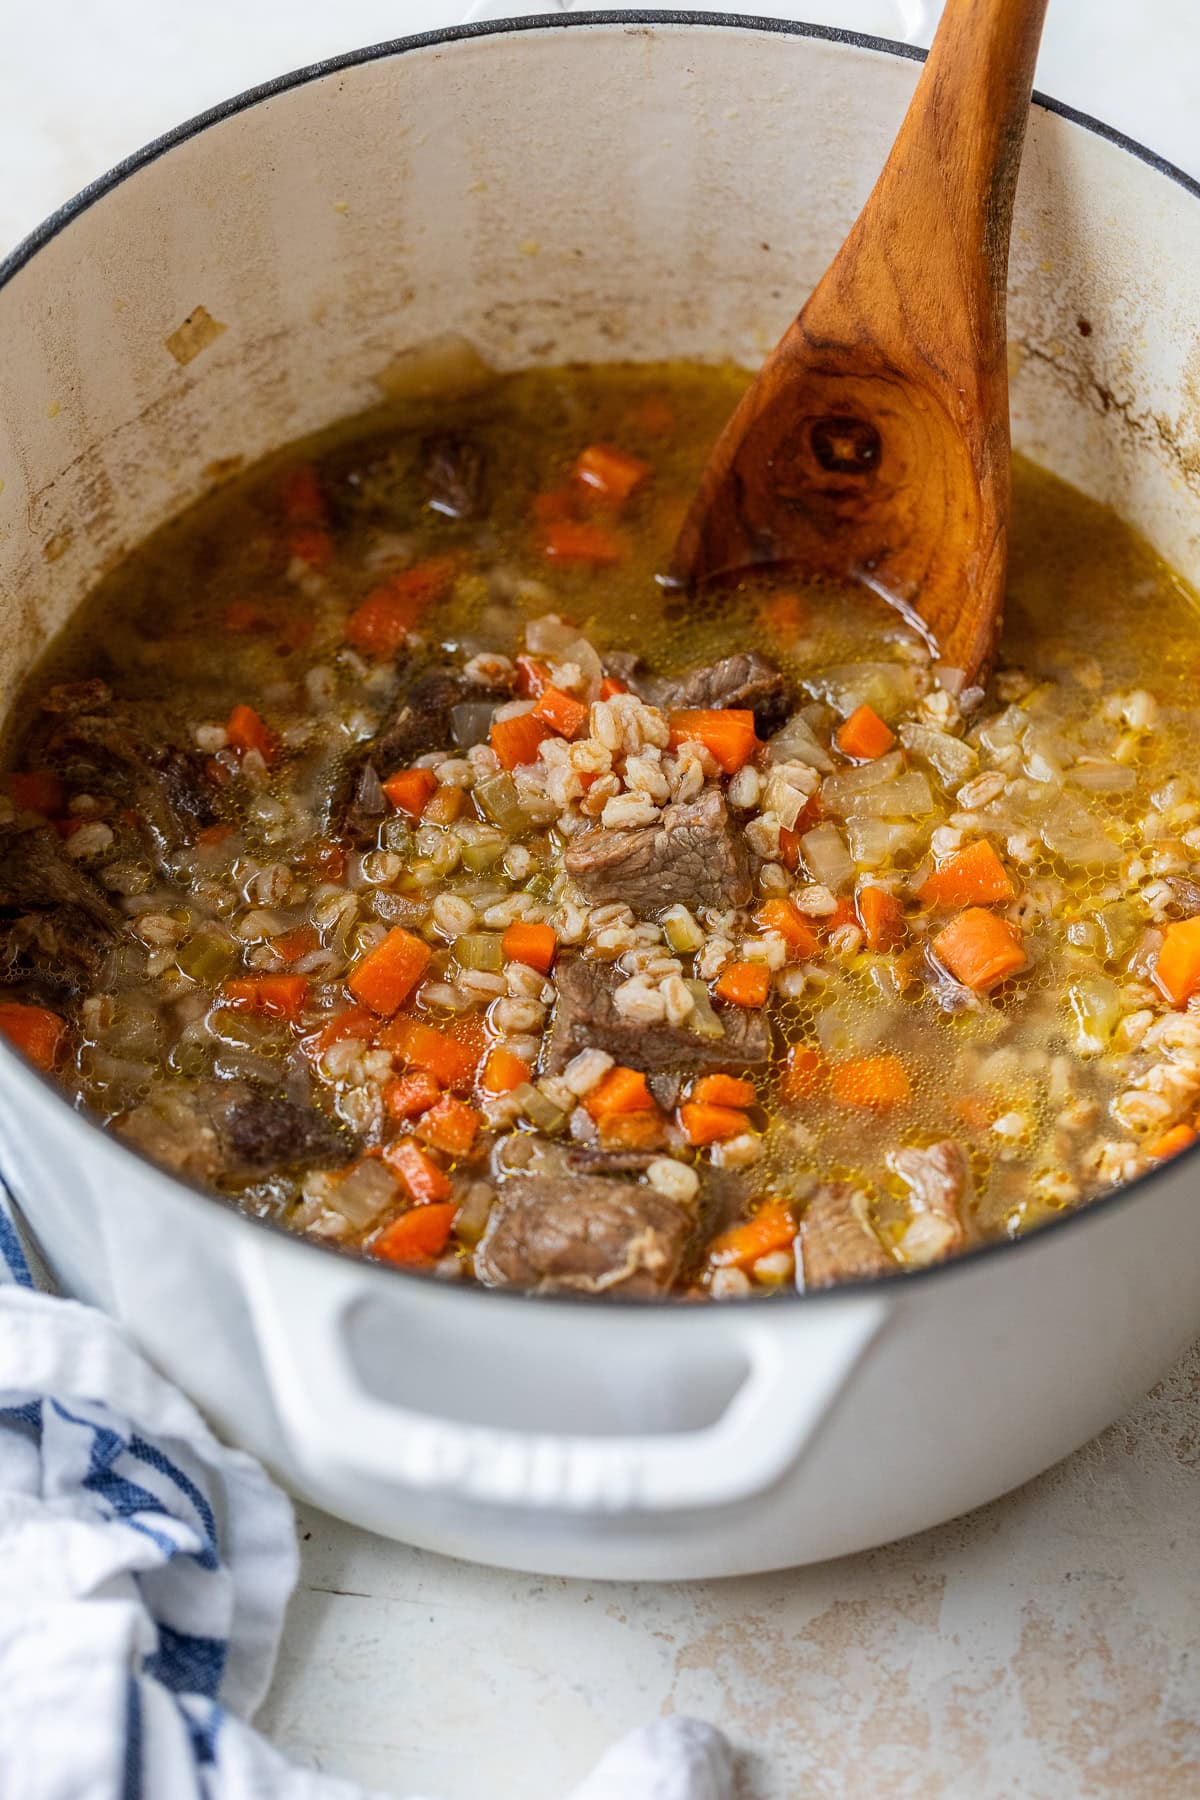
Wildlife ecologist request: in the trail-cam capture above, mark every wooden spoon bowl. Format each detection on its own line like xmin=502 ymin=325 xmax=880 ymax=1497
xmin=672 ymin=0 xmax=1051 ymax=688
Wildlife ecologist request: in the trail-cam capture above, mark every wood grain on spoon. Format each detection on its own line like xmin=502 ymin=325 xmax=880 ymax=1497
xmin=671 ymin=0 xmax=1050 ymax=688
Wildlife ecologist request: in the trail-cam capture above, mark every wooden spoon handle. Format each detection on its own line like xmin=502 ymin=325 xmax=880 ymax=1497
xmin=855 ymin=0 xmax=1051 ymax=353
xmin=672 ymin=0 xmax=1050 ymax=683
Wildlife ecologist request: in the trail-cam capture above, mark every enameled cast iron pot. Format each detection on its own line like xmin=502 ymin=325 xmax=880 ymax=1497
xmin=2 ymin=14 xmax=1200 ymax=1580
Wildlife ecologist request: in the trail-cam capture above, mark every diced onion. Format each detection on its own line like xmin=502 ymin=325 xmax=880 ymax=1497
xmin=897 ymin=722 xmax=977 ymax=786
xmin=1068 ymin=977 xmax=1121 ymax=1056
xmin=820 ymin=751 xmax=905 ymax=813
xmin=330 ymin=1159 xmax=399 ymax=1229
xmin=450 ymin=702 xmax=496 ymax=748
xmin=800 ymin=823 xmax=855 ymax=891
xmin=808 ymin=662 xmax=916 ymax=722
xmin=767 ymin=714 xmax=835 ymax=773
xmin=1039 ymin=796 xmax=1121 ymax=867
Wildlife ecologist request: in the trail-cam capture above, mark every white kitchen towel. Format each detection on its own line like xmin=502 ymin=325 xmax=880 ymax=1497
xmin=0 ymin=1185 xmax=733 ymax=1800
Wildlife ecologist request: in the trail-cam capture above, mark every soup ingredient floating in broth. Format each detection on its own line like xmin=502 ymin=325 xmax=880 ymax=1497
xmin=2 ymin=358 xmax=1199 ymax=1302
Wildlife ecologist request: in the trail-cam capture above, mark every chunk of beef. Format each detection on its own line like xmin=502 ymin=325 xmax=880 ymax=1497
xmin=205 ymin=1080 xmax=352 ymax=1175
xmin=566 ymin=1146 xmax=660 ymax=1177
xmin=888 ymin=1140 xmax=970 ymax=1266
xmin=0 ymin=826 xmax=121 ymax=991
xmin=473 ymin=1173 xmax=692 ymax=1294
xmin=658 ymin=652 xmax=794 ymax=737
xmin=422 ymin=432 xmax=487 ymax=520
xmin=39 ymin=678 xmax=114 ymax=716
xmin=371 ymin=665 xmax=500 ymax=772
xmin=798 ymin=1183 xmax=894 ymax=1290
xmin=544 ymin=955 xmax=771 ymax=1078
xmin=120 ymin=1080 xmax=352 ymax=1187
xmin=49 ymin=707 xmax=217 ymax=854
xmin=1167 ymin=875 xmax=1200 ymax=918
xmin=564 ymin=788 xmax=752 ymax=912
xmin=341 ymin=760 xmax=388 ymax=845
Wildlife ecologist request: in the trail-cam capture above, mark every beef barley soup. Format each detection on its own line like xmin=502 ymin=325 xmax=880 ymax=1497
xmin=3 ymin=359 xmax=1200 ymax=1299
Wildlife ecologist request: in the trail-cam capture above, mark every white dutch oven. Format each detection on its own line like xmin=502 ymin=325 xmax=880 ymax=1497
xmin=2 ymin=14 xmax=1200 ymax=1580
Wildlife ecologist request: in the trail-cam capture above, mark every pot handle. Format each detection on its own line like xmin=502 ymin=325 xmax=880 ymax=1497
xmin=241 ymin=1238 xmax=889 ymax=1513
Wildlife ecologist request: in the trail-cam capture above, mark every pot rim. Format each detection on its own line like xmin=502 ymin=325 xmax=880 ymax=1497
xmin=2 ymin=9 xmax=1197 ymax=1314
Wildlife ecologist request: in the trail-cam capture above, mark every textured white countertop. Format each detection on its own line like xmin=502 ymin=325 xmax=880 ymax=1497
xmin=5 ymin=6 xmax=1200 ymax=1796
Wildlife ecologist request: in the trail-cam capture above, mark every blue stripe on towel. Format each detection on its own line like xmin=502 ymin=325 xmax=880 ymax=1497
xmin=129 ymin=1435 xmax=220 ymax=1568
xmin=0 ymin=1195 xmax=34 ymax=1287
xmin=122 ymin=1677 xmax=143 ymax=1800
xmin=146 ymin=1623 xmax=226 ymax=1701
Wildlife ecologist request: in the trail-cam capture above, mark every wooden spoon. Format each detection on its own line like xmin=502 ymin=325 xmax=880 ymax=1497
xmin=671 ymin=0 xmax=1050 ymax=688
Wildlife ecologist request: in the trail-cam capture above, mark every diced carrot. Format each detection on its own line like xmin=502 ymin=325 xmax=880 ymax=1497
xmin=532 ymin=685 xmax=590 ymax=740
xmin=1154 ymin=917 xmax=1200 ymax=1007
xmin=0 ymin=1002 xmax=67 ymax=1071
xmin=417 ymin=1094 xmax=481 ymax=1157
xmin=223 ymin=600 xmax=269 ymax=633
xmin=304 ymin=1005 xmax=378 ymax=1060
xmin=280 ymin=463 xmax=327 ymax=527
xmin=226 ymin=703 xmax=278 ymax=766
xmin=381 ymin=1138 xmax=452 ymax=1204
xmin=344 ymin=558 xmax=458 ymax=658
xmin=630 ymin=394 xmax=675 ymax=435
xmin=598 ymin=676 xmax=628 ymax=699
xmin=779 ymin=1044 xmax=826 ymax=1102
xmin=821 ymin=897 xmax=859 ymax=935
xmin=384 ymin=1070 xmax=442 ymax=1121
xmin=372 ymin=1200 xmax=457 ymax=1267
xmin=933 ymin=908 xmax=1028 ymax=994
xmin=288 ymin=528 xmax=334 ymax=569
xmin=779 ymin=825 xmax=801 ymax=872
xmin=856 ymin=885 xmax=906 ymax=952
xmin=515 ymin=654 xmax=553 ymax=697
xmin=830 ymin=1055 xmax=912 ymax=1110
xmin=834 ymin=704 xmax=896 ymax=761
xmin=348 ymin=927 xmax=432 ymax=1016
xmin=9 ymin=772 xmax=65 ymax=815
xmin=758 ymin=592 xmax=809 ymax=643
xmin=1147 ymin=1123 xmax=1198 ymax=1161
xmin=541 ymin=520 xmax=628 ymax=566
xmin=574 ymin=442 xmax=651 ymax=504
xmin=691 ymin=1074 xmax=757 ymax=1108
xmin=299 ymin=839 xmax=347 ymax=882
xmin=195 ymin=823 xmax=234 ymax=848
xmin=377 ymin=1015 xmax=481 ymax=1090
xmin=955 ymin=1094 xmax=996 ymax=1132
xmin=277 ymin=614 xmax=315 ymax=653
xmin=753 ymin=897 xmax=821 ymax=959
xmin=382 ymin=767 xmax=438 ymax=820
xmin=424 ymin=785 xmax=467 ymax=825
xmin=668 ymin=709 xmax=759 ymax=775
xmin=480 ymin=1046 xmax=531 ymax=1094
xmin=714 ymin=961 xmax=771 ymax=1008
xmin=708 ymin=1202 xmax=797 ymax=1269
xmin=222 ymin=974 xmax=309 ymax=1025
xmin=531 ymin=489 xmax=575 ymax=525
xmin=599 ymin=1111 xmax=670 ymax=1152
xmin=679 ymin=1101 xmax=752 ymax=1145
xmin=501 ymin=921 xmax=557 ymax=975
xmin=272 ymin=926 xmax=319 ymax=963
xmin=490 ymin=711 xmax=551 ymax=771
xmin=583 ymin=1065 xmax=656 ymax=1121
xmin=918 ymin=840 xmax=1014 ymax=909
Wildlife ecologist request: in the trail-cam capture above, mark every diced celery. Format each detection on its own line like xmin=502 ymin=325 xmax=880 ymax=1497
xmin=461 ymin=839 xmax=507 ymax=872
xmin=1068 ymin=976 xmax=1121 ymax=1056
xmin=685 ymin=981 xmax=725 ymax=1039
xmin=662 ymin=905 xmax=705 ymax=955
xmin=177 ymin=927 xmax=240 ymax=985
xmin=511 ymin=1083 xmax=567 ymax=1134
xmin=475 ymin=771 xmax=526 ymax=834
xmin=454 ymin=932 xmax=504 ymax=973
